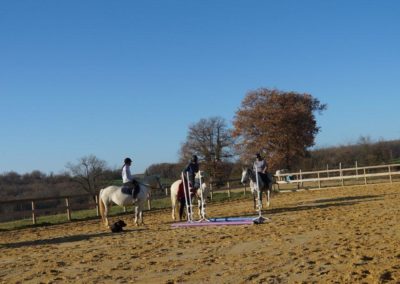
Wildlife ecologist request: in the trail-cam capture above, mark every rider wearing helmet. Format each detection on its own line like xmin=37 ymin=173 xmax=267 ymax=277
xmin=178 ymin=154 xmax=200 ymax=220
xmin=121 ymin=157 xmax=140 ymax=199
xmin=184 ymin=154 xmax=200 ymax=190
xmin=254 ymin=153 xmax=270 ymax=185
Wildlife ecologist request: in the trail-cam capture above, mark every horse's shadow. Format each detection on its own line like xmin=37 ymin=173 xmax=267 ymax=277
xmin=238 ymin=194 xmax=384 ymax=217
xmin=309 ymin=194 xmax=381 ymax=204
xmin=0 ymin=228 xmax=147 ymax=249
xmin=277 ymin=194 xmax=384 ymax=214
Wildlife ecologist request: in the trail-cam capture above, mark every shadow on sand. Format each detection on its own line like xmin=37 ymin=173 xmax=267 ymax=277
xmin=230 ymin=194 xmax=384 ymax=219
xmin=1 ymin=228 xmax=147 ymax=249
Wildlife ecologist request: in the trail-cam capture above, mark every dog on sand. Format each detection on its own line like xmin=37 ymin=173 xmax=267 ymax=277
xmin=109 ymin=220 xmax=127 ymax=233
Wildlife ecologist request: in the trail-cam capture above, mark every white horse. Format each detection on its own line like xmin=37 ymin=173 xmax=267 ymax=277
xmin=241 ymin=167 xmax=274 ymax=210
xmin=170 ymin=171 xmax=209 ymax=221
xmin=99 ymin=176 xmax=161 ymax=227
xmin=141 ymin=175 xmax=163 ymax=199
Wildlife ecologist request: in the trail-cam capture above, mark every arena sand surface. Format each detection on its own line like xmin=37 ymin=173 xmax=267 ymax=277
xmin=1 ymin=184 xmax=399 ymax=284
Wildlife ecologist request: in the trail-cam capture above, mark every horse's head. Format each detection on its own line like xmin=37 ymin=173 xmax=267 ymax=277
xmin=241 ymin=167 xmax=249 ymax=184
xmin=194 ymin=181 xmax=210 ymax=201
xmin=241 ymin=167 xmax=256 ymax=184
xmin=195 ymin=170 xmax=206 ymax=180
xmin=143 ymin=175 xmax=163 ymax=191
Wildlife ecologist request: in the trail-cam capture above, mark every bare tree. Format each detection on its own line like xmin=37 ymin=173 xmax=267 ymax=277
xmin=179 ymin=116 xmax=236 ymax=180
xmin=65 ymin=154 xmax=109 ymax=195
xmin=233 ymin=88 xmax=326 ymax=170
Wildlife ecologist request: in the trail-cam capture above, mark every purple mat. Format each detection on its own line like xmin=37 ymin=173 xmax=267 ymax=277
xmin=171 ymin=220 xmax=253 ymax=227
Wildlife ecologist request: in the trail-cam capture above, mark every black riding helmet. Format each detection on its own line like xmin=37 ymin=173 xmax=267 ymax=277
xmin=124 ymin=157 xmax=132 ymax=164
xmin=191 ymin=155 xmax=198 ymax=163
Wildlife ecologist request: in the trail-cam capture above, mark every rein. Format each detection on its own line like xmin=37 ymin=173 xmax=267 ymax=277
xmin=247 ymin=168 xmax=257 ymax=183
xmin=137 ymin=180 xmax=162 ymax=190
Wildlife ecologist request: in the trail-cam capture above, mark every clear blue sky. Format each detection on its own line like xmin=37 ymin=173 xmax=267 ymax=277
xmin=1 ymin=1 xmax=399 ymax=175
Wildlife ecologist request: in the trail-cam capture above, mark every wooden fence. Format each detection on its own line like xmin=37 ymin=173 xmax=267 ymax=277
xmin=274 ymin=163 xmax=400 ymax=190
xmin=0 ymin=193 xmax=154 ymax=225
xmin=0 ymin=194 xmax=98 ymax=225
xmin=1 ymin=163 xmax=399 ymax=225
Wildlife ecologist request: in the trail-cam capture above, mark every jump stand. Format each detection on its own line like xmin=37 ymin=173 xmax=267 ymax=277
xmin=182 ymin=171 xmax=194 ymax=223
xmin=252 ymin=164 xmax=269 ymax=224
xmin=172 ymin=165 xmax=270 ymax=228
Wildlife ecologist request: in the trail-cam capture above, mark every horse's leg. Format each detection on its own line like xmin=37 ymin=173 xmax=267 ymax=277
xmin=201 ymin=200 xmax=207 ymax=219
xmin=266 ymin=190 xmax=271 ymax=207
xmin=179 ymin=198 xmax=185 ymax=221
xmin=139 ymin=204 xmax=144 ymax=225
xmin=104 ymin=202 xmax=110 ymax=227
xmin=134 ymin=206 xmax=139 ymax=226
xmin=197 ymin=198 xmax=201 ymax=219
xmin=171 ymin=197 xmax=176 ymax=221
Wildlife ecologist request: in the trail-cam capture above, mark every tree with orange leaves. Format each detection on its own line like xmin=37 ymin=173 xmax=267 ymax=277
xmin=232 ymin=88 xmax=327 ymax=171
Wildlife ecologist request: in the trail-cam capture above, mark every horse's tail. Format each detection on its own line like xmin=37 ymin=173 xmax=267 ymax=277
xmin=99 ymin=188 xmax=105 ymax=221
xmin=170 ymin=181 xmax=177 ymax=203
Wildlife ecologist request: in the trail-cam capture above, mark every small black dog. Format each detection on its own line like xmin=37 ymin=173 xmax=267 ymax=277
xmin=110 ymin=220 xmax=127 ymax=233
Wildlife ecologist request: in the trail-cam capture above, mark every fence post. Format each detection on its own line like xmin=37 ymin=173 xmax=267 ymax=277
xmin=124 ymin=206 xmax=127 ymax=212
xmin=388 ymin=165 xmax=392 ymax=183
xmin=317 ymin=172 xmax=321 ymax=189
xmin=227 ymin=181 xmax=231 ymax=199
xmin=31 ymin=201 xmax=36 ymax=225
xmin=298 ymin=170 xmax=302 ymax=189
xmin=95 ymin=195 xmax=100 ymax=217
xmin=340 ymin=163 xmax=344 ymax=187
xmin=65 ymin=198 xmax=71 ymax=221
xmin=355 ymin=161 xmax=359 ymax=180
xmin=148 ymin=198 xmax=151 ymax=210
xmin=243 ymin=184 xmax=246 ymax=196
xmin=327 ymin=164 xmax=329 ymax=178
xmin=210 ymin=180 xmax=213 ymax=201
xmin=165 ymin=187 xmax=169 ymax=196
xmin=363 ymin=168 xmax=367 ymax=185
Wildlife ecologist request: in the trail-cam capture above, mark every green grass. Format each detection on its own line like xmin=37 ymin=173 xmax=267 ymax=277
xmin=0 ymin=184 xmax=256 ymax=230
xmin=0 ymin=189 xmax=251 ymax=231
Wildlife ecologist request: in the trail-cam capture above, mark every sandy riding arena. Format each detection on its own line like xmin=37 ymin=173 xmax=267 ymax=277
xmin=1 ymin=184 xmax=399 ymax=283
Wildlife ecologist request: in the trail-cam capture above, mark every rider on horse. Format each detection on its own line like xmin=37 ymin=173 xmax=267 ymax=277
xmin=121 ymin=157 xmax=140 ymax=200
xmin=254 ymin=153 xmax=270 ymax=185
xmin=184 ymin=154 xmax=200 ymax=191
xmin=177 ymin=155 xmax=200 ymax=220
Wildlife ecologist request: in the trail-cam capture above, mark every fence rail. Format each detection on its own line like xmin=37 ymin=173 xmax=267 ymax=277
xmin=275 ymin=163 xmax=400 ymax=189
xmin=0 ymin=194 xmax=98 ymax=225
xmin=1 ymin=163 xmax=399 ymax=225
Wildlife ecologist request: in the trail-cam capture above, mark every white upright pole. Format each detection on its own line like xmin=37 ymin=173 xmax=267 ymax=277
xmin=186 ymin=172 xmax=194 ymax=222
xmin=181 ymin=172 xmax=192 ymax=222
xmin=253 ymin=165 xmax=267 ymax=224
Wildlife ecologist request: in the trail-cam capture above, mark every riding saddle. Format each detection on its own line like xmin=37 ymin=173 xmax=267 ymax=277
xmin=121 ymin=181 xmax=140 ymax=198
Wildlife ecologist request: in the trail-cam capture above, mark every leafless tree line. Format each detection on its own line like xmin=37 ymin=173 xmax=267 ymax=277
xmin=1 ymin=89 xmax=399 ymax=202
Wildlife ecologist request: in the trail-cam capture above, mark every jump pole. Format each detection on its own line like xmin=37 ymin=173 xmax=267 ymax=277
xmin=253 ymin=165 xmax=267 ymax=224
xmin=181 ymin=172 xmax=192 ymax=222
xmin=187 ymin=172 xmax=194 ymax=222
